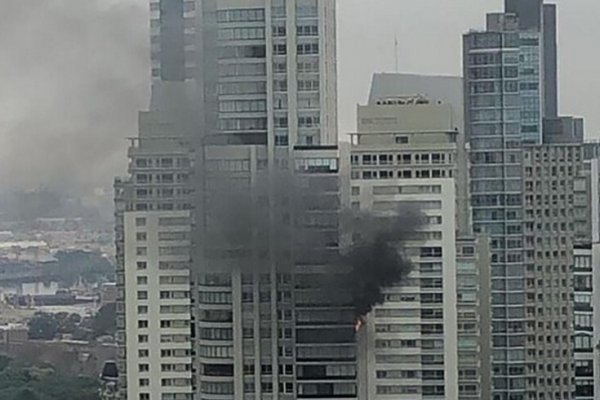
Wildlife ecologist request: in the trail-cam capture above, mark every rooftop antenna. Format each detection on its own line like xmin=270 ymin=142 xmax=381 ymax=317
xmin=394 ymin=34 xmax=399 ymax=73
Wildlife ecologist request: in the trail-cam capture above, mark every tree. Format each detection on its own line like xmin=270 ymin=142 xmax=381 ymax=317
xmin=0 ymin=356 xmax=10 ymax=372
xmin=13 ymin=388 xmax=39 ymax=400
xmin=0 ymin=357 xmax=100 ymax=400
xmin=27 ymin=313 xmax=58 ymax=340
xmin=56 ymin=313 xmax=82 ymax=335
xmin=91 ymin=303 xmax=116 ymax=338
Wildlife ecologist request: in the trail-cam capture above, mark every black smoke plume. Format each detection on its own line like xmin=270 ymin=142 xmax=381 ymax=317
xmin=203 ymin=171 xmax=423 ymax=321
xmin=341 ymin=208 xmax=423 ymax=320
xmin=201 ymin=172 xmax=292 ymax=270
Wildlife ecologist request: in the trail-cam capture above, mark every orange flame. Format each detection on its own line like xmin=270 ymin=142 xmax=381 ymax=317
xmin=354 ymin=318 xmax=364 ymax=332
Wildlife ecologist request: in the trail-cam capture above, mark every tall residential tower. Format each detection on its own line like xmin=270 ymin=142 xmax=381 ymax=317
xmin=464 ymin=1 xmax=583 ymax=399
xmin=117 ymin=1 xmax=352 ymax=400
xmin=350 ymin=94 xmax=492 ymax=400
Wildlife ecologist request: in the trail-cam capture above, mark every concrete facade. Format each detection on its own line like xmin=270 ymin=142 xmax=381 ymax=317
xmin=350 ymin=97 xmax=490 ymax=400
xmin=463 ymin=3 xmax=563 ymax=398
xmin=115 ymin=136 xmax=195 ymax=400
xmin=117 ymin=1 xmax=348 ymax=400
xmin=522 ymin=143 xmax=585 ymax=399
xmin=573 ymin=245 xmax=594 ymax=400
xmin=456 ymin=236 xmax=492 ymax=400
xmin=587 ymin=157 xmax=600 ymax=400
xmin=193 ymin=143 xmax=354 ymax=400
xmin=149 ymin=0 xmax=338 ymax=147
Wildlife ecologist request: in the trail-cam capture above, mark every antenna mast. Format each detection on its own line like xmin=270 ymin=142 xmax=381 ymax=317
xmin=394 ymin=34 xmax=399 ymax=72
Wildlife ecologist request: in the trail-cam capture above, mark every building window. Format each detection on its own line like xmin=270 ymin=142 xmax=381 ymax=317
xmin=297 ymin=79 xmax=319 ymax=92
xmin=273 ymin=44 xmax=287 ymax=55
xmin=421 ymin=247 xmax=443 ymax=258
xmin=298 ymin=60 xmax=319 ymax=73
xmin=574 ymin=335 xmax=592 ymax=350
xmin=274 ymin=79 xmax=288 ymax=92
xmin=218 ymin=27 xmax=266 ymax=41
xmin=298 ymin=115 xmax=320 ymax=128
xmin=261 ymin=382 xmax=273 ymax=393
xmin=398 ymin=154 xmax=411 ymax=164
xmin=416 ymin=170 xmax=430 ymax=178
xmin=216 ymin=8 xmax=265 ymax=23
xmin=274 ymin=116 xmax=289 ymax=128
xmin=273 ymin=25 xmax=286 ymax=37
xmin=297 ymin=24 xmax=318 ymax=36
xmin=297 ymin=43 xmax=319 ymax=55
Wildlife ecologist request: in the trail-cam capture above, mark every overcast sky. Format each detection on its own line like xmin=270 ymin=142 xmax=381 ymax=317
xmin=0 ymin=0 xmax=597 ymax=194
xmin=338 ymin=0 xmax=600 ymax=137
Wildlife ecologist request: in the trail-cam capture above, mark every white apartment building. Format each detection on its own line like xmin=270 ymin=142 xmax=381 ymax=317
xmin=118 ymin=1 xmax=345 ymax=399
xmin=123 ymin=211 xmax=193 ymax=400
xmin=351 ymin=97 xmax=463 ymax=400
xmin=115 ymin=135 xmax=195 ymax=400
xmin=353 ymin=178 xmax=458 ymax=400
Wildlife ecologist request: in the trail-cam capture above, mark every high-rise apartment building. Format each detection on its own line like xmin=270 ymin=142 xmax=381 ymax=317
xmin=588 ymin=157 xmax=600 ymax=400
xmin=572 ymin=149 xmax=600 ymax=400
xmin=504 ymin=0 xmax=558 ymax=118
xmin=190 ymin=2 xmax=349 ymax=399
xmin=456 ymin=236 xmax=492 ymax=400
xmin=464 ymin=21 xmax=527 ymax=398
xmin=149 ymin=0 xmax=337 ymax=146
xmin=522 ymin=142 xmax=585 ymax=399
xmin=195 ymin=142 xmax=354 ymax=400
xmin=118 ymin=1 xmax=350 ymax=400
xmin=464 ymin=1 xmax=592 ymax=398
xmin=115 ymin=134 xmax=195 ymax=400
xmin=368 ymin=74 xmax=464 ymax=129
xmin=573 ymin=244 xmax=593 ymax=400
xmin=350 ymin=96 xmax=491 ymax=400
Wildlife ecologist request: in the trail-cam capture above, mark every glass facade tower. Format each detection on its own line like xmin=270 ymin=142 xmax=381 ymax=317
xmin=464 ymin=1 xmax=567 ymax=399
xmin=464 ymin=12 xmax=528 ymax=400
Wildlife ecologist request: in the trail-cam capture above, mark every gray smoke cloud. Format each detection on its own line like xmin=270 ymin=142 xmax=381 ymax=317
xmin=204 ymin=172 xmax=298 ymax=268
xmin=0 ymin=0 xmax=149 ymax=195
xmin=340 ymin=208 xmax=423 ymax=320
xmin=206 ymin=173 xmax=423 ymax=321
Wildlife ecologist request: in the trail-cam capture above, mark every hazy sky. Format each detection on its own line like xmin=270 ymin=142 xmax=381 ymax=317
xmin=0 ymin=0 xmax=148 ymax=193
xmin=0 ymin=0 xmax=597 ymax=194
xmin=338 ymin=0 xmax=600 ymax=136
